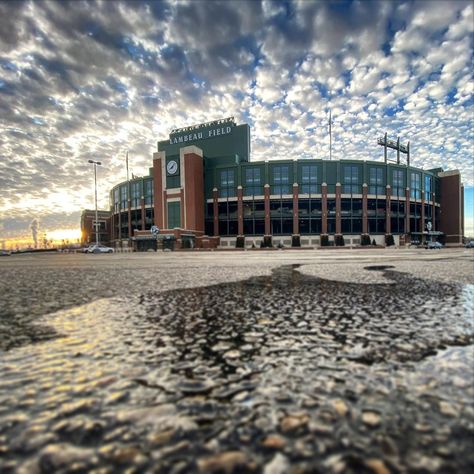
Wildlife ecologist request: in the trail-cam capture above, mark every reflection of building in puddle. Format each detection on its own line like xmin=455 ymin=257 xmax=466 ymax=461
xmin=462 ymin=284 xmax=474 ymax=329
xmin=402 ymin=345 xmax=474 ymax=405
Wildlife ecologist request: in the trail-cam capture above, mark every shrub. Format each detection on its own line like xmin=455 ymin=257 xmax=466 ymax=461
xmin=385 ymin=234 xmax=395 ymax=247
xmin=335 ymin=234 xmax=345 ymax=246
xmin=372 ymin=238 xmax=377 ymax=246
xmin=361 ymin=234 xmax=371 ymax=246
xmin=320 ymin=234 xmax=329 ymax=247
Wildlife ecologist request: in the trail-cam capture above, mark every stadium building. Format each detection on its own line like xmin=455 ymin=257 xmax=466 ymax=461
xmin=81 ymin=118 xmax=465 ymax=250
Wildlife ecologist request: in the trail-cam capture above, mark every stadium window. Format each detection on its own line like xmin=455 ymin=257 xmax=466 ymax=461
xmin=410 ymin=173 xmax=421 ymax=199
xmin=244 ymin=168 xmax=262 ymax=196
xmin=343 ymin=166 xmax=359 ymax=194
xmin=301 ymin=165 xmax=319 ymax=194
xmin=425 ymin=175 xmax=432 ymax=201
xmin=369 ymin=167 xmax=384 ymax=195
xmin=219 ymin=169 xmax=235 ymax=198
xmin=272 ymin=165 xmax=290 ymax=195
xmin=392 ymin=170 xmax=404 ymax=198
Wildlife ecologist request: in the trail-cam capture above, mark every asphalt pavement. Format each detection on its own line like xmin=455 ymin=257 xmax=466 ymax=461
xmin=0 ymin=248 xmax=473 ymax=473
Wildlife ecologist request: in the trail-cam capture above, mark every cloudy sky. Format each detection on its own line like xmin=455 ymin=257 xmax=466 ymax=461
xmin=0 ymin=0 xmax=473 ymax=244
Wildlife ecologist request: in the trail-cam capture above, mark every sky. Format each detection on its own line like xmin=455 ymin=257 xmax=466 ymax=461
xmin=0 ymin=0 xmax=473 ymax=246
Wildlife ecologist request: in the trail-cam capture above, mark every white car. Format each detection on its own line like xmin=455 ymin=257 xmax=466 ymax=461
xmin=87 ymin=244 xmax=114 ymax=254
xmin=426 ymin=241 xmax=443 ymax=250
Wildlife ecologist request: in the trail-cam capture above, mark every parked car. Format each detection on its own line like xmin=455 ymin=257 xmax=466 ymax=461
xmin=426 ymin=241 xmax=443 ymax=249
xmin=0 ymin=250 xmax=11 ymax=256
xmin=465 ymin=241 xmax=474 ymax=248
xmin=87 ymin=244 xmax=114 ymax=254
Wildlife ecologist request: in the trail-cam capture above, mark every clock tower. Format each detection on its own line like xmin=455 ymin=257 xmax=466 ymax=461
xmin=152 ymin=145 xmax=205 ymax=235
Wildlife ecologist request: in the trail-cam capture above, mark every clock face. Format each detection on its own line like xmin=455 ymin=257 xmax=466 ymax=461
xmin=167 ymin=160 xmax=178 ymax=175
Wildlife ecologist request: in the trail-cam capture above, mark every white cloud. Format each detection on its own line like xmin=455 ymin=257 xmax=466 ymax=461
xmin=0 ymin=0 xmax=472 ymax=241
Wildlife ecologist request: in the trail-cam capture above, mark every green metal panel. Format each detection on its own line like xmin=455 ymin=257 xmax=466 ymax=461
xmin=167 ymin=201 xmax=181 ymax=228
xmin=326 ymin=162 xmax=337 ymax=193
xmin=158 ymin=123 xmax=250 ymax=162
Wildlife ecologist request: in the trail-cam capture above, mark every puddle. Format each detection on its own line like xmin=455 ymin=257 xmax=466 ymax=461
xmin=364 ymin=265 xmax=396 ymax=271
xmin=0 ymin=265 xmax=473 ymax=473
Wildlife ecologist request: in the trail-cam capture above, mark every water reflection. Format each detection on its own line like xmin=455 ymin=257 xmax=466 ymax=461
xmin=0 ymin=266 xmax=473 ymax=473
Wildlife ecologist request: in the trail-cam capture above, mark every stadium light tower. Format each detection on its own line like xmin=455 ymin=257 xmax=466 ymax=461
xmin=88 ymin=159 xmax=102 ymax=246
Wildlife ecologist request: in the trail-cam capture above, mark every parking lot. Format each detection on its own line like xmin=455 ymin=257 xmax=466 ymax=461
xmin=0 ymin=248 xmax=473 ymax=473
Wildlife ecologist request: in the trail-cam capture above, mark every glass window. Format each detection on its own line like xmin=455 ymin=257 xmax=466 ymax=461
xmin=392 ymin=169 xmax=405 ymax=198
xmin=272 ymin=165 xmax=290 ymax=195
xmin=243 ymin=200 xmax=265 ymax=236
xmin=425 ymin=175 xmax=432 ymax=201
xmin=131 ymin=182 xmax=140 ymax=208
xmin=144 ymin=180 xmax=153 ymax=206
xmin=120 ymin=185 xmax=128 ymax=210
xmin=301 ymin=165 xmax=319 ymax=194
xmin=369 ymin=168 xmax=384 ymax=195
xmin=114 ymin=188 xmax=120 ymax=213
xmin=270 ymin=199 xmax=293 ymax=235
xmin=219 ymin=169 xmax=235 ymax=198
xmin=244 ymin=168 xmax=262 ymax=196
xmin=145 ymin=208 xmax=154 ymax=230
xmin=410 ymin=173 xmax=421 ymax=199
xmin=343 ymin=166 xmax=359 ymax=194
xmin=327 ymin=199 xmax=336 ymax=215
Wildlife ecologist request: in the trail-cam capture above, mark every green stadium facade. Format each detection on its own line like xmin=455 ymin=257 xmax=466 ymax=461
xmin=81 ymin=118 xmax=464 ymax=249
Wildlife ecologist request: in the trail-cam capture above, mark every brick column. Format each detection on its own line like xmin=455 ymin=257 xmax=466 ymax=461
xmin=140 ymin=197 xmax=145 ymax=230
xmin=152 ymin=151 xmax=165 ymax=230
xmin=293 ymin=183 xmax=299 ymax=235
xmin=421 ymin=190 xmax=425 ymax=234
xmin=362 ymin=184 xmax=368 ymax=234
xmin=405 ymin=188 xmax=410 ymax=234
xmin=237 ymin=186 xmax=244 ymax=235
xmin=182 ymin=146 xmax=204 ymax=232
xmin=264 ymin=184 xmax=271 ymax=235
xmin=385 ymin=185 xmax=391 ymax=234
xmin=335 ymin=182 xmax=341 ymax=234
xmin=180 ymin=188 xmax=185 ymax=229
xmin=321 ymin=183 xmax=328 ymax=234
xmin=432 ymin=193 xmax=436 ymax=231
xmin=213 ymin=188 xmax=219 ymax=236
xmin=162 ymin=190 xmax=167 ymax=229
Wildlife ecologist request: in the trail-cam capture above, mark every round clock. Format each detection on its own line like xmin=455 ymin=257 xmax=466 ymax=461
xmin=167 ymin=160 xmax=178 ymax=175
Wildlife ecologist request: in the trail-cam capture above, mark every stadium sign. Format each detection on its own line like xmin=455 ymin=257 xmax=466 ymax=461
xmin=169 ymin=117 xmax=235 ymax=145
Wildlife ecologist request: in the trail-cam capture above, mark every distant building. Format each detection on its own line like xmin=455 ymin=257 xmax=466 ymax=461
xmin=81 ymin=118 xmax=464 ymax=249
xmin=80 ymin=209 xmax=111 ymax=246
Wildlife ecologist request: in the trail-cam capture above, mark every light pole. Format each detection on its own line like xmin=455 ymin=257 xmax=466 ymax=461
xmin=328 ymin=109 xmax=334 ymax=160
xmin=88 ymin=159 xmax=102 ymax=246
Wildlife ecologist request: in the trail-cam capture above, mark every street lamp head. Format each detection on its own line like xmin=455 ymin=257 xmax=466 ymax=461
xmin=88 ymin=160 xmax=102 ymax=165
